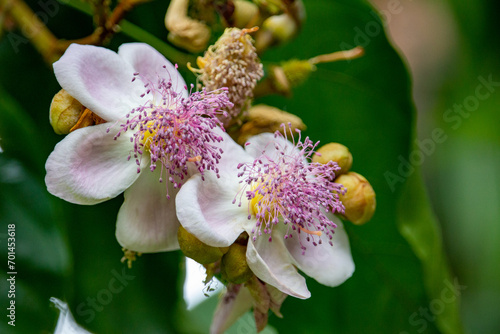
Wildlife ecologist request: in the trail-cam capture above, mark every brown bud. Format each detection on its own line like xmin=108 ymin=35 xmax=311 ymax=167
xmin=49 ymin=89 xmax=85 ymax=135
xmin=313 ymin=143 xmax=353 ymax=175
xmin=165 ymin=0 xmax=211 ymax=53
xmin=336 ymin=172 xmax=376 ymax=225
xmin=177 ymin=225 xmax=226 ymax=264
xmin=237 ymin=104 xmax=306 ymax=145
xmin=221 ymin=243 xmax=253 ymax=284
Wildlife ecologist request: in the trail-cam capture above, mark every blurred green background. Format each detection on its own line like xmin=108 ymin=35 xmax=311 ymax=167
xmin=0 ymin=0 xmax=498 ymax=333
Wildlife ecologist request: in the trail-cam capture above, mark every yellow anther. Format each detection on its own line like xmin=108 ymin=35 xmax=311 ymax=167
xmin=141 ymin=121 xmax=156 ymax=150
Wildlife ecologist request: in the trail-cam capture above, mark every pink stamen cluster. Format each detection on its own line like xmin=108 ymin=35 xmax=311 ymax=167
xmin=113 ymin=67 xmax=233 ymax=197
xmin=235 ymin=125 xmax=346 ymax=253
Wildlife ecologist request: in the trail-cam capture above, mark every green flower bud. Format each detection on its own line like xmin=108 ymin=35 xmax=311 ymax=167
xmin=312 ymin=143 xmax=353 ymax=175
xmin=336 ymin=172 xmax=376 ymax=225
xmin=178 ymin=225 xmax=226 ymax=264
xmin=49 ymin=89 xmax=84 ymax=135
xmin=281 ymin=59 xmax=315 ymax=88
xmin=232 ymin=0 xmax=259 ymax=28
xmin=221 ymin=243 xmax=253 ymax=284
xmin=255 ymin=14 xmax=298 ymax=52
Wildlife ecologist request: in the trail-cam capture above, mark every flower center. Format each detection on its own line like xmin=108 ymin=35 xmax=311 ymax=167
xmin=249 ymin=185 xmax=264 ymax=217
xmin=140 ymin=121 xmax=156 ymax=151
xmin=235 ymin=127 xmax=346 ymax=252
xmin=249 ymin=182 xmax=278 ymax=223
xmin=113 ymin=68 xmax=233 ymax=194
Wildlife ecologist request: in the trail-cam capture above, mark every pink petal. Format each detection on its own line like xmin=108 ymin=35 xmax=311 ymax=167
xmin=53 ymin=43 xmax=144 ymax=122
xmin=175 ymin=171 xmax=249 ymax=247
xmin=115 ymin=168 xmax=180 ymax=253
xmin=210 ymin=284 xmax=253 ymax=334
xmin=245 ymin=228 xmax=311 ymax=299
xmin=286 ymin=216 xmax=355 ymax=287
xmin=45 ymin=124 xmax=142 ymax=205
xmin=118 ymin=43 xmax=188 ymax=98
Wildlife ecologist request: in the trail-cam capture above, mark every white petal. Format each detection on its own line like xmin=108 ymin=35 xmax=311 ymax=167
xmin=286 ymin=216 xmax=355 ymax=287
xmin=53 ymin=43 xmax=143 ymax=122
xmin=45 ymin=124 xmax=141 ymax=205
xmin=116 ymin=167 xmax=180 ymax=253
xmin=244 ymin=132 xmax=301 ymax=162
xmin=118 ymin=43 xmax=188 ymax=98
xmin=176 ymin=171 xmax=249 ymax=247
xmin=214 ymin=127 xmax=253 ymax=174
xmin=51 ymin=298 xmax=92 ymax=334
xmin=244 ymin=132 xmax=276 ymax=159
xmin=245 ymin=229 xmax=311 ymax=299
xmin=210 ymin=284 xmax=253 ymax=334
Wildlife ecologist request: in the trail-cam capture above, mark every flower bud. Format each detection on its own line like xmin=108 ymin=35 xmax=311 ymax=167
xmin=178 ymin=225 xmax=226 ymax=264
xmin=232 ymin=0 xmax=259 ymax=28
xmin=254 ymin=0 xmax=305 ymax=52
xmin=336 ymin=172 xmax=376 ymax=225
xmin=49 ymin=89 xmax=85 ymax=135
xmin=165 ymin=0 xmax=211 ymax=53
xmin=281 ymin=59 xmax=315 ymax=88
xmin=312 ymin=143 xmax=353 ymax=175
xmin=254 ymin=46 xmax=364 ymax=98
xmin=237 ymin=104 xmax=306 ymax=144
xmin=255 ymin=14 xmax=298 ymax=52
xmin=221 ymin=243 xmax=253 ymax=284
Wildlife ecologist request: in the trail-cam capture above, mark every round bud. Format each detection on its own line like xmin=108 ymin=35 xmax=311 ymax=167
xmin=177 ymin=225 xmax=226 ymax=264
xmin=232 ymin=0 xmax=259 ymax=28
xmin=313 ymin=143 xmax=353 ymax=175
xmin=165 ymin=0 xmax=211 ymax=53
xmin=255 ymin=14 xmax=297 ymax=52
xmin=281 ymin=59 xmax=315 ymax=88
xmin=237 ymin=104 xmax=306 ymax=144
xmin=221 ymin=243 xmax=253 ymax=284
xmin=49 ymin=89 xmax=84 ymax=135
xmin=336 ymin=172 xmax=376 ymax=225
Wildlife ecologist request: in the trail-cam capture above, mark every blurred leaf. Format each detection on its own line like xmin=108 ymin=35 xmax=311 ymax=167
xmin=0 ymin=85 xmax=46 ymax=174
xmin=0 ymin=88 xmax=71 ymax=333
xmin=397 ymin=167 xmax=464 ymax=334
xmin=424 ymin=1 xmax=500 ymax=332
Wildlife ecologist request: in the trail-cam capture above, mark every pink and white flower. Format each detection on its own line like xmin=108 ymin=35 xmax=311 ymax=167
xmin=176 ymin=127 xmax=355 ymax=299
xmin=45 ymin=43 xmax=232 ymax=253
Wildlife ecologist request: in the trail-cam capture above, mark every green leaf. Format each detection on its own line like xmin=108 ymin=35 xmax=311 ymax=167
xmin=397 ymin=168 xmax=464 ymax=334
